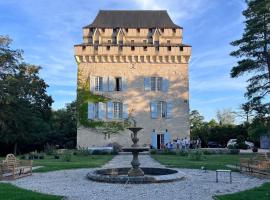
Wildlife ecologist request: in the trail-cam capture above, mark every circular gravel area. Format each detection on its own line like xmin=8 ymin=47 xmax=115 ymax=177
xmin=4 ymin=168 xmax=268 ymax=200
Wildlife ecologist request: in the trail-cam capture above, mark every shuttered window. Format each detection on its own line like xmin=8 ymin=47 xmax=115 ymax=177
xmin=113 ymin=102 xmax=123 ymax=119
xmin=150 ymin=77 xmax=165 ymax=91
xmin=95 ymin=77 xmax=103 ymax=91
xmin=150 ymin=101 xmax=173 ymax=119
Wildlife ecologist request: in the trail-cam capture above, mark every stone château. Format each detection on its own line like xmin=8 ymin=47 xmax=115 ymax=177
xmin=74 ymin=10 xmax=191 ymax=149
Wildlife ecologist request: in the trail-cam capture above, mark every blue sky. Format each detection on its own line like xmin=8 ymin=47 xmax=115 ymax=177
xmin=0 ymin=0 xmax=248 ymax=121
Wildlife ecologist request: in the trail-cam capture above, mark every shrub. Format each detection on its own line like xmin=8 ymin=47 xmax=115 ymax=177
xmin=150 ymin=149 xmax=157 ymax=154
xmin=162 ymin=149 xmax=177 ymax=155
xmin=178 ymin=150 xmax=188 ymax=156
xmin=202 ymin=150 xmax=213 ymax=155
xmin=91 ymin=150 xmax=110 ymax=155
xmin=20 ymin=155 xmax=26 ymax=159
xmin=229 ymin=149 xmax=240 ymax=154
xmin=39 ymin=154 xmax=45 ymax=159
xmin=62 ymin=154 xmax=72 ymax=162
xmin=188 ymin=150 xmax=205 ymax=161
xmin=44 ymin=144 xmax=56 ymax=155
xmin=54 ymin=154 xmax=60 ymax=159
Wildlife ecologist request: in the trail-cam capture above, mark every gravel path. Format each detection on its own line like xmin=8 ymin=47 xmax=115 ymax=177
xmin=3 ymin=154 xmax=269 ymax=200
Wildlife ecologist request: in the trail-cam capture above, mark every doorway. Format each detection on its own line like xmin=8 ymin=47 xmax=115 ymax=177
xmin=157 ymin=134 xmax=164 ymax=149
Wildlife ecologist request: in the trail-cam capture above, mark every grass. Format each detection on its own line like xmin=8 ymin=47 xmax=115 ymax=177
xmin=32 ymin=154 xmax=114 ymax=172
xmin=151 ymin=154 xmax=253 ymax=170
xmin=0 ymin=183 xmax=63 ymax=200
xmin=214 ymin=182 xmax=270 ymax=200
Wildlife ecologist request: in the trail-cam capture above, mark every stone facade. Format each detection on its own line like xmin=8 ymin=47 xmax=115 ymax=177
xmin=74 ymin=10 xmax=191 ymax=148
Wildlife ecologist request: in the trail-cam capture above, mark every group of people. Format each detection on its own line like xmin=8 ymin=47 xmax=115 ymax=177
xmin=165 ymin=137 xmax=201 ymax=150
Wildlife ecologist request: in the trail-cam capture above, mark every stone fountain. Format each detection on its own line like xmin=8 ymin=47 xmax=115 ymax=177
xmin=122 ymin=127 xmax=149 ymax=177
xmin=87 ymin=124 xmax=185 ymax=184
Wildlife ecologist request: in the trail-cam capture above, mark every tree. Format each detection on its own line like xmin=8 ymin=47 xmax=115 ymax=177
xmin=230 ymin=0 xmax=270 ymax=115
xmin=190 ymin=110 xmax=204 ymax=129
xmin=216 ymin=108 xmax=235 ymax=125
xmin=49 ymin=101 xmax=77 ymax=148
xmin=0 ymin=35 xmax=53 ymax=154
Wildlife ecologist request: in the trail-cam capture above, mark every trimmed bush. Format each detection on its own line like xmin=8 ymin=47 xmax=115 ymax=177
xmin=188 ymin=150 xmax=205 ymax=161
xmin=62 ymin=154 xmax=72 ymax=162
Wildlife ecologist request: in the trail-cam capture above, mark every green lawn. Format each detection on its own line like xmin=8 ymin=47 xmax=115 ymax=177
xmin=151 ymin=154 xmax=253 ymax=170
xmin=214 ymin=182 xmax=270 ymax=200
xmin=32 ymin=155 xmax=114 ymax=172
xmin=0 ymin=183 xmax=63 ymax=200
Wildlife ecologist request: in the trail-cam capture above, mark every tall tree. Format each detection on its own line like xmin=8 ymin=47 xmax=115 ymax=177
xmin=0 ymin=35 xmax=53 ymax=154
xmin=190 ymin=110 xmax=204 ymax=129
xmin=230 ymin=0 xmax=270 ymax=114
xmin=216 ymin=108 xmax=235 ymax=125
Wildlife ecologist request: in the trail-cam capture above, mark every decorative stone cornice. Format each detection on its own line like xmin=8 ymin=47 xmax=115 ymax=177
xmin=75 ymin=55 xmax=190 ymax=64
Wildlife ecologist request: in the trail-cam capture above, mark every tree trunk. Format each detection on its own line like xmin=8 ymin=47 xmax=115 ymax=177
xmin=13 ymin=142 xmax=17 ymax=155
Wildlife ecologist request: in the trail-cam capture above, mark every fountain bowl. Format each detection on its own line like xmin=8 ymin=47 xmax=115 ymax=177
xmin=87 ymin=167 xmax=185 ymax=184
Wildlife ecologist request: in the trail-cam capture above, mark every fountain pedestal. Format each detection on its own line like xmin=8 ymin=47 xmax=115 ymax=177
xmin=122 ymin=127 xmax=149 ymax=177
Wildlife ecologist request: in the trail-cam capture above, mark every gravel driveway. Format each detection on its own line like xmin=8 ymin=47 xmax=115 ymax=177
xmin=4 ymin=155 xmax=269 ymax=200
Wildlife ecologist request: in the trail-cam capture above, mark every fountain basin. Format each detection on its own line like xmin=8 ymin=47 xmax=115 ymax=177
xmin=87 ymin=167 xmax=185 ymax=184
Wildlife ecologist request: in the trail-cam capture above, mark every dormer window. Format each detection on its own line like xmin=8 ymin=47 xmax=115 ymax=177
xmin=180 ymin=46 xmax=184 ymax=51
xmin=167 ymin=46 xmax=171 ymax=51
xmin=106 ymin=46 xmax=110 ymax=51
xmin=143 ymin=46 xmax=147 ymax=51
xmin=172 ymin=28 xmax=176 ymax=33
xmin=136 ymin=28 xmax=140 ymax=33
xmin=89 ymin=28 xmax=94 ymax=33
xmin=131 ymin=46 xmax=135 ymax=51
xmin=148 ymin=28 xmax=153 ymax=33
xmin=82 ymin=46 xmax=86 ymax=51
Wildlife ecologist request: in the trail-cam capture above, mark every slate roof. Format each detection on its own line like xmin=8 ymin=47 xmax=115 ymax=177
xmin=84 ymin=10 xmax=181 ymax=29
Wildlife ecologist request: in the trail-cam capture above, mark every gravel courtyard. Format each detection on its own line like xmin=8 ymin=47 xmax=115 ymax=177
xmin=6 ymin=154 xmax=269 ymax=200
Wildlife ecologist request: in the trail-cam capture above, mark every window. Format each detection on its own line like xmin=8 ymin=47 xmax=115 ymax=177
xmin=150 ymin=77 xmax=162 ymax=91
xmin=143 ymin=40 xmax=147 ymax=44
xmin=89 ymin=28 xmax=93 ymax=32
xmin=113 ymin=102 xmax=123 ymax=119
xmin=172 ymin=28 xmax=176 ymax=33
xmin=115 ymin=77 xmax=122 ymax=91
xmin=113 ymin=28 xmax=117 ymax=33
xmin=157 ymin=101 xmax=167 ymax=118
xmin=148 ymin=28 xmax=153 ymax=33
xmin=94 ymin=102 xmax=99 ymax=119
xmin=125 ymin=28 xmax=128 ymax=32
xmin=131 ymin=46 xmax=135 ymax=51
xmin=95 ymin=77 xmax=103 ymax=91
xmin=161 ymin=28 xmax=164 ymax=33
xmin=143 ymin=46 xmax=147 ymax=51
xmin=136 ymin=28 xmax=140 ymax=33
xmin=106 ymin=46 xmax=110 ymax=51
xmin=167 ymin=46 xmax=171 ymax=51
xmin=82 ymin=46 xmax=86 ymax=51
xmin=102 ymin=28 xmax=105 ymax=32
xmin=180 ymin=46 xmax=184 ymax=51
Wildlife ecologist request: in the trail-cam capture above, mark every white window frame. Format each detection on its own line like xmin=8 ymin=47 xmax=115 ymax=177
xmin=95 ymin=77 xmax=103 ymax=91
xmin=150 ymin=77 xmax=163 ymax=91
xmin=113 ymin=102 xmax=123 ymax=119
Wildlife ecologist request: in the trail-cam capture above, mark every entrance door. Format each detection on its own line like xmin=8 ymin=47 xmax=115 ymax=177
xmin=157 ymin=134 xmax=164 ymax=149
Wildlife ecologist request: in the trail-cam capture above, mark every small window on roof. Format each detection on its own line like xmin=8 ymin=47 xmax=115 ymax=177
xmin=143 ymin=46 xmax=147 ymax=51
xmin=106 ymin=46 xmax=110 ymax=51
xmin=82 ymin=46 xmax=86 ymax=51
xmin=172 ymin=28 xmax=176 ymax=33
xmin=167 ymin=46 xmax=171 ymax=51
xmin=137 ymin=28 xmax=140 ymax=33
xmin=131 ymin=46 xmax=135 ymax=51
xmin=180 ymin=46 xmax=184 ymax=51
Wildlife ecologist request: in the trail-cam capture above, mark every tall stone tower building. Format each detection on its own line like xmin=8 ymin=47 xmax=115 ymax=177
xmin=74 ymin=10 xmax=191 ymax=149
